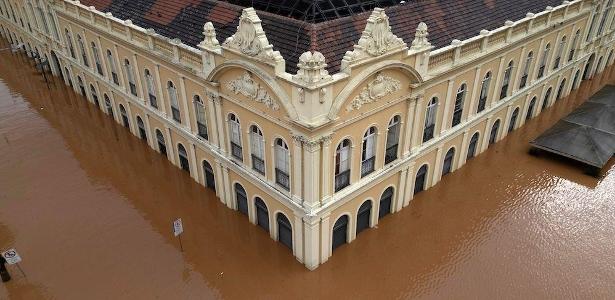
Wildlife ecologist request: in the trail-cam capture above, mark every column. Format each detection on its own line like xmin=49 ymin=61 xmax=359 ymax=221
xmin=394 ymin=167 xmax=408 ymax=212
xmin=512 ymin=46 xmax=528 ymax=93
xmin=154 ymin=64 xmax=167 ymax=116
xmin=468 ymin=65 xmax=482 ymax=117
xmin=480 ymin=117 xmax=492 ymax=153
xmin=189 ymin=142 xmax=199 ymax=182
xmin=213 ymin=95 xmax=226 ymax=153
xmin=403 ymin=162 xmax=416 ymax=207
xmin=291 ymin=135 xmax=303 ymax=204
xmin=439 ymin=79 xmax=456 ymax=133
xmin=531 ymin=39 xmax=546 ymax=84
xmin=205 ymin=92 xmax=219 ymax=147
xmin=502 ymin=104 xmax=514 ymax=139
xmin=293 ymin=212 xmax=304 ymax=263
xmin=97 ymin=37 xmax=109 ymax=77
xmin=222 ymin=165 xmax=233 ymax=209
xmin=214 ymin=159 xmax=225 ymax=202
xmin=179 ymin=76 xmax=192 ymax=130
xmin=431 ymin=145 xmax=444 ymax=187
xmin=112 ymin=44 xmax=125 ymax=88
xmin=144 ymin=113 xmax=155 ymax=149
xmin=403 ymin=95 xmax=419 ymax=156
xmin=319 ymin=214 xmax=331 ymax=263
xmin=520 ymin=93 xmax=532 ymax=126
xmin=303 ymin=215 xmax=321 ymax=270
xmin=458 ymin=130 xmax=470 ymax=166
xmin=125 ymin=101 xmax=135 ymax=135
xmin=490 ymin=56 xmax=506 ymax=103
xmin=165 ymin=126 xmax=176 ymax=166
xmin=303 ymin=139 xmax=321 ymax=210
xmin=411 ymin=97 xmax=424 ymax=152
xmin=320 ymin=135 xmax=333 ymax=204
xmin=132 ymin=53 xmax=145 ymax=102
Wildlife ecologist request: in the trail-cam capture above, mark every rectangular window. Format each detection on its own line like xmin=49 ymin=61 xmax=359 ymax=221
xmin=169 ymin=87 xmax=181 ymax=123
xmin=250 ymin=133 xmax=265 ymax=175
xmin=195 ymin=101 xmax=208 ymax=140
xmin=275 ymin=145 xmax=290 ymax=190
xmin=229 ymin=122 xmax=242 ymax=161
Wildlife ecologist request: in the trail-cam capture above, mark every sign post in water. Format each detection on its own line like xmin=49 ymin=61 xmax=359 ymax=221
xmin=2 ymin=249 xmax=26 ymax=278
xmin=173 ymin=218 xmax=184 ymax=252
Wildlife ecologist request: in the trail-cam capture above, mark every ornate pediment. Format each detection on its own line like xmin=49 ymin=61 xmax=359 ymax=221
xmin=226 ymin=71 xmax=280 ymax=111
xmin=342 ymin=8 xmax=406 ymax=65
xmin=223 ymin=8 xmax=283 ymax=63
xmin=346 ymin=73 xmax=401 ymax=111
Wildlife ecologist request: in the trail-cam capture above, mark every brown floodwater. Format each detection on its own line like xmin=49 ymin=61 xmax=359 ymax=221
xmin=0 ymin=36 xmax=614 ymax=299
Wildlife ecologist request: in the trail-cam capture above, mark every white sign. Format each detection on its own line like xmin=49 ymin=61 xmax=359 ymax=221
xmin=2 ymin=249 xmax=22 ymax=265
xmin=173 ymin=218 xmax=184 ymax=237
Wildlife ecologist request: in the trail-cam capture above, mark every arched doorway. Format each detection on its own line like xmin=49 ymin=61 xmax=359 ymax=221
xmin=414 ymin=164 xmax=428 ymax=195
xmin=526 ymin=97 xmax=537 ymax=121
xmin=235 ymin=183 xmax=248 ymax=216
xmin=556 ymin=79 xmax=567 ymax=101
xmin=104 ymin=94 xmax=113 ymax=117
xmin=177 ymin=143 xmax=190 ymax=173
xmin=379 ymin=187 xmax=394 ymax=219
xmin=50 ymin=51 xmax=63 ymax=81
xmin=255 ymin=197 xmax=269 ymax=232
xmin=595 ymin=57 xmax=603 ymax=75
xmin=572 ymin=70 xmax=581 ymax=90
xmin=77 ymin=76 xmax=86 ymax=96
xmin=489 ymin=120 xmax=501 ymax=145
xmin=583 ymin=54 xmax=595 ymax=80
xmin=136 ymin=116 xmax=147 ymax=141
xmin=156 ymin=129 xmax=167 ymax=156
xmin=202 ymin=160 xmax=215 ymax=191
xmin=467 ymin=133 xmax=480 ymax=160
xmin=65 ymin=67 xmax=73 ymax=88
xmin=541 ymin=88 xmax=552 ymax=112
xmin=356 ymin=200 xmax=372 ymax=236
xmin=332 ymin=215 xmax=349 ymax=251
xmin=90 ymin=84 xmax=99 ymax=107
xmin=277 ymin=213 xmax=292 ymax=250
xmin=509 ymin=108 xmax=520 ymax=133
xmin=119 ymin=104 xmax=129 ymax=128
xmin=442 ymin=147 xmax=455 ymax=176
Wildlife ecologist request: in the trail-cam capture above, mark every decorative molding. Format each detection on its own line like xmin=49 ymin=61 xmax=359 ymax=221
xmin=342 ymin=8 xmax=405 ymax=65
xmin=294 ymin=51 xmax=331 ymax=84
xmin=410 ymin=22 xmax=431 ymax=51
xmin=199 ymin=22 xmax=220 ymax=51
xmin=346 ymin=73 xmax=401 ymax=111
xmin=226 ymin=71 xmax=280 ymax=111
xmin=223 ymin=8 xmax=282 ymax=63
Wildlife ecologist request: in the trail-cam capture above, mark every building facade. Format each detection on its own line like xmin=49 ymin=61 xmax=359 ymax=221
xmin=0 ymin=0 xmax=614 ymax=270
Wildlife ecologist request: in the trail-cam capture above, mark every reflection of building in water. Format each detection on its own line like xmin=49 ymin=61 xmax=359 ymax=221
xmin=0 ymin=0 xmax=613 ymax=270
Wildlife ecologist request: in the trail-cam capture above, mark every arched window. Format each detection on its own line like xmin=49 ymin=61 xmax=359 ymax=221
xmin=277 ymin=213 xmax=292 ymax=250
xmin=104 ymin=94 xmax=113 ymax=117
xmin=385 ymin=115 xmax=401 ymax=164
xmin=556 ymin=79 xmax=567 ymax=101
xmin=76 ymin=34 xmax=88 ymax=67
xmin=477 ymin=71 xmax=491 ymax=113
xmin=569 ymin=30 xmax=580 ymax=62
xmin=526 ymin=97 xmax=537 ymax=121
xmin=500 ymin=61 xmax=514 ymax=100
xmin=361 ymin=126 xmax=377 ymax=177
xmin=228 ymin=113 xmax=242 ymax=161
xmin=489 ymin=120 xmax=501 ymax=145
xmin=89 ymin=84 xmax=99 ymax=107
xmin=541 ymin=87 xmax=552 ymax=112
xmin=155 ymin=129 xmax=167 ymax=156
xmin=379 ymin=187 xmax=394 ymax=219
xmin=106 ymin=49 xmax=119 ymax=85
xmin=77 ymin=76 xmax=85 ymax=96
xmin=64 ymin=29 xmax=75 ymax=59
xmin=335 ymin=139 xmax=351 ymax=192
xmin=124 ymin=59 xmax=137 ymax=96
xmin=572 ymin=70 xmax=581 ymax=90
xmin=47 ymin=7 xmax=59 ymax=40
xmin=144 ymin=69 xmax=157 ymax=108
xmin=202 ymin=160 xmax=215 ymax=191
xmin=442 ymin=147 xmax=455 ymax=176
xmin=136 ymin=116 xmax=147 ymax=141
xmin=168 ymin=81 xmax=181 ymax=122
xmin=553 ymin=36 xmax=566 ymax=70
xmin=607 ymin=50 xmax=614 ymax=66
xmin=356 ymin=200 xmax=372 ymax=236
xmin=193 ymin=95 xmax=208 ymax=140
xmin=249 ymin=125 xmax=265 ymax=175
xmin=583 ymin=54 xmax=596 ymax=80
xmin=595 ymin=57 xmax=604 ymax=74
xmin=414 ymin=164 xmax=428 ymax=194
xmin=177 ymin=143 xmax=190 ymax=173
xmin=119 ymin=104 xmax=129 ymax=128
xmin=274 ymin=138 xmax=290 ymax=191
xmin=586 ymin=9 xmax=599 ymax=41
xmin=467 ymin=133 xmax=480 ymax=160
xmin=423 ymin=97 xmax=438 ymax=142
xmin=255 ymin=197 xmax=269 ymax=232
xmin=90 ymin=42 xmax=103 ymax=75
xmin=234 ymin=183 xmax=248 ymax=216
xmin=537 ymin=43 xmax=550 ymax=79
xmin=508 ymin=107 xmax=520 ymax=133
xmin=597 ymin=0 xmax=612 ymax=35
xmin=452 ymin=84 xmax=466 ymax=127
xmin=332 ymin=215 xmax=349 ymax=251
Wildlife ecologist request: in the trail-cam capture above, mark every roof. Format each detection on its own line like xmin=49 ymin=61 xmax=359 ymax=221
xmin=531 ymin=85 xmax=615 ymax=169
xmin=78 ymin=0 xmax=567 ymax=74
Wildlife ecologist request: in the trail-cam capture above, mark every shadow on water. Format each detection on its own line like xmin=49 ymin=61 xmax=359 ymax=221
xmin=1 ymin=36 xmax=615 ymax=299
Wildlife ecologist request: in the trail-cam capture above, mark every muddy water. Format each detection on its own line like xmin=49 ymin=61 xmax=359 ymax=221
xmin=1 ymin=37 xmax=614 ymax=299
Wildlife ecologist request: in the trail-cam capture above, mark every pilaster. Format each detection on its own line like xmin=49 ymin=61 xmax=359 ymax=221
xmin=403 ymin=94 xmax=419 ymax=156
xmin=320 ymin=134 xmax=333 ymax=204
xmin=303 ymin=137 xmax=321 ymax=211
xmin=303 ymin=215 xmax=321 ymax=270
xmin=431 ymin=145 xmax=444 ymax=187
xmin=468 ymin=65 xmax=482 ymax=115
xmin=439 ymin=78 xmax=456 ymax=133
xmin=291 ymin=135 xmax=303 ymax=204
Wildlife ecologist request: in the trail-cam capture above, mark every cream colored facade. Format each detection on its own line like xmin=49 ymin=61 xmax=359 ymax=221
xmin=1 ymin=0 xmax=614 ymax=270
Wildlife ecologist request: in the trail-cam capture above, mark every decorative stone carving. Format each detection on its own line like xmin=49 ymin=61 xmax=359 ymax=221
xmin=294 ymin=51 xmax=331 ymax=84
xmin=410 ymin=22 xmax=431 ymax=51
xmin=226 ymin=72 xmax=280 ymax=111
xmin=223 ymin=8 xmax=282 ymax=62
xmin=346 ymin=73 xmax=401 ymax=111
xmin=342 ymin=8 xmax=405 ymax=63
xmin=199 ymin=22 xmax=220 ymax=50
xmin=206 ymin=91 xmax=221 ymax=105
xmin=298 ymin=88 xmax=305 ymax=103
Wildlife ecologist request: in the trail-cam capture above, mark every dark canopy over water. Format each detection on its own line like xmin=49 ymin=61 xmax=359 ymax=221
xmin=1 ymin=38 xmax=615 ymax=298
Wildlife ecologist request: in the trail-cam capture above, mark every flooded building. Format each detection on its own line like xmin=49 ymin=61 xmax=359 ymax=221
xmin=0 ymin=0 xmax=613 ymax=270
